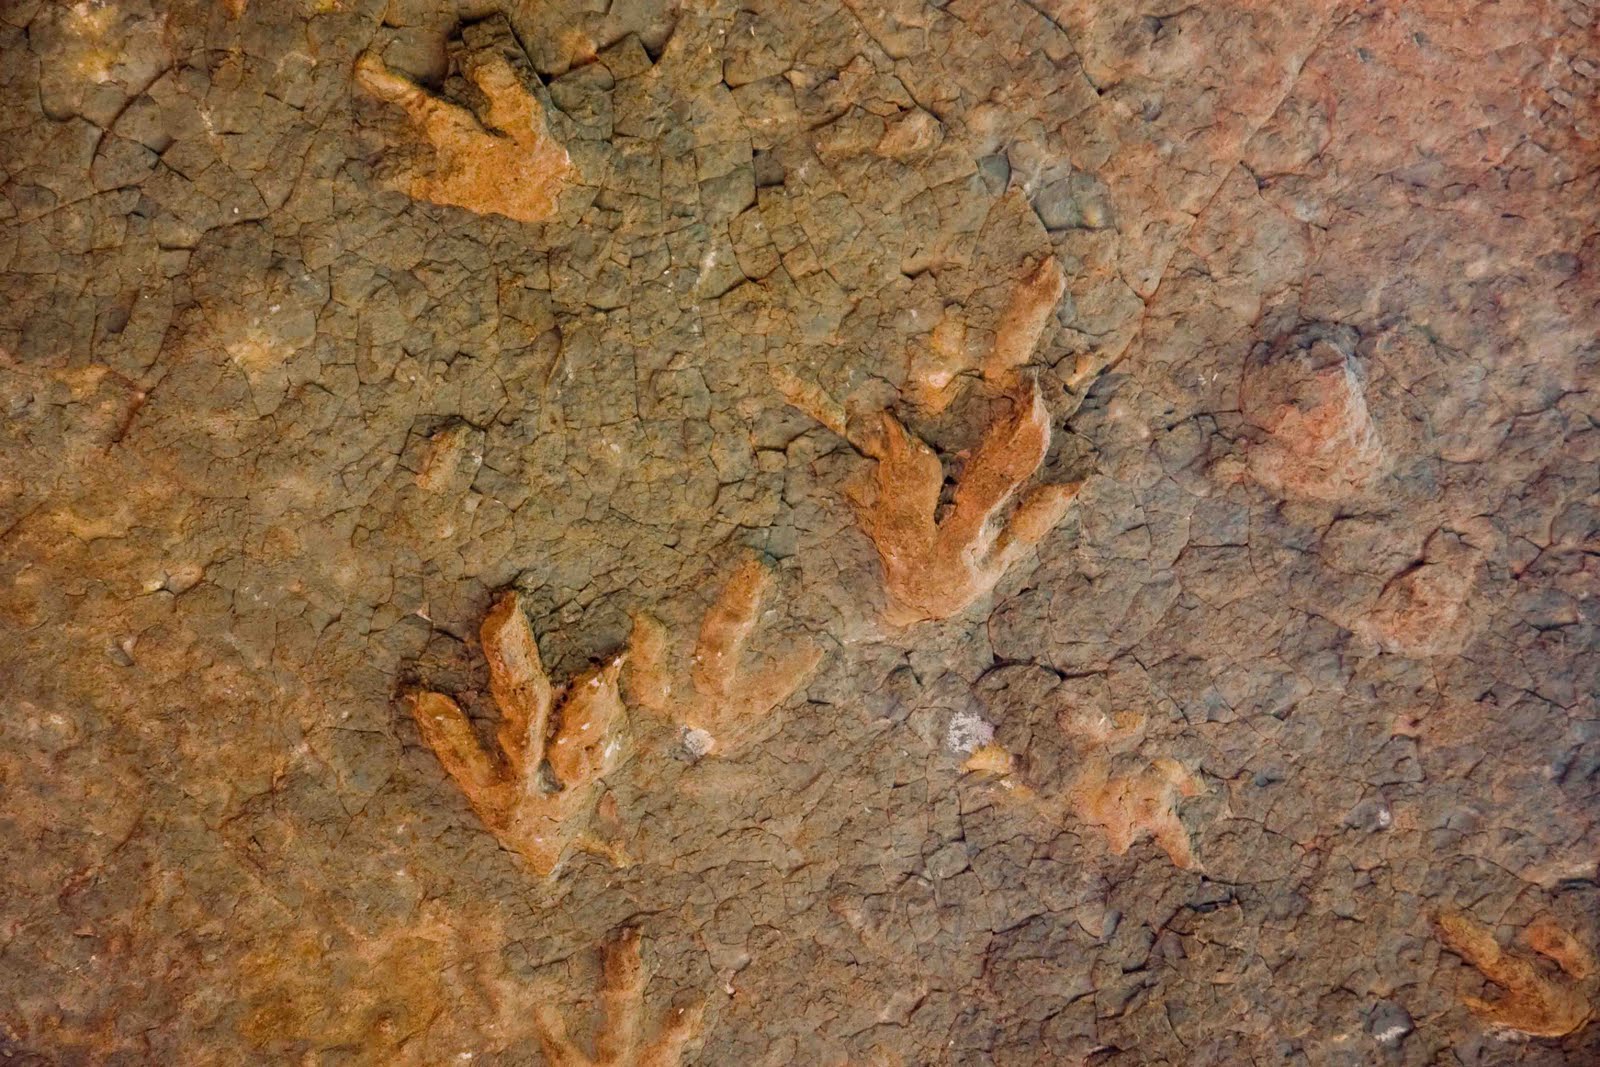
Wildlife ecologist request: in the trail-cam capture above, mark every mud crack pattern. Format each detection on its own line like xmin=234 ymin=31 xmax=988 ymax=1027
xmin=1 ymin=0 xmax=1596 ymax=1064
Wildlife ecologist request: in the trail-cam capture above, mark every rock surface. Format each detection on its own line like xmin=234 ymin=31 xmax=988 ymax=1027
xmin=1 ymin=0 xmax=1596 ymax=1064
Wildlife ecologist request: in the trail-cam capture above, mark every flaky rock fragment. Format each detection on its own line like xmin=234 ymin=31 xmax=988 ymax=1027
xmin=962 ymin=743 xmax=1015 ymax=777
xmin=849 ymin=376 xmax=1080 ymax=626
xmin=409 ymin=591 xmax=625 ymax=876
xmin=1436 ymin=911 xmax=1594 ymax=1038
xmin=354 ymin=49 xmax=571 ymax=222
xmin=628 ymin=557 xmax=821 ymax=757
xmin=534 ymin=928 xmax=706 ymax=1067
xmin=1241 ymin=331 xmax=1384 ymax=499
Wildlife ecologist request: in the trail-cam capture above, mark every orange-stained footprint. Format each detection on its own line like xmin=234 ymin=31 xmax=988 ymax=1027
xmin=408 ymin=591 xmax=625 ymax=876
xmin=355 ymin=47 xmax=571 ymax=222
xmin=629 ymin=556 xmax=823 ymax=757
xmin=534 ymin=928 xmax=707 ymax=1067
xmin=1436 ymin=910 xmax=1594 ymax=1038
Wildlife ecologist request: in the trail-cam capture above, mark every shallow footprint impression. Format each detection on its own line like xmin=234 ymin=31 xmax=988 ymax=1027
xmin=533 ymin=928 xmax=706 ymax=1067
xmin=627 ymin=556 xmax=823 ymax=757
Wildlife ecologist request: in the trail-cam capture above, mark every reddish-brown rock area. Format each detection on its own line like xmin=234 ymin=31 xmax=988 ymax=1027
xmin=1 ymin=0 xmax=1596 ymax=1063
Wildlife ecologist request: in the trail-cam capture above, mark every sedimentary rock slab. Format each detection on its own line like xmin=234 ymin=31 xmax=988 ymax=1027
xmin=1 ymin=0 xmax=1595 ymax=1063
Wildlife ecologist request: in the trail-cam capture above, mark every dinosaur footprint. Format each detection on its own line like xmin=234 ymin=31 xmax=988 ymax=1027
xmin=848 ymin=375 xmax=1080 ymax=626
xmin=409 ymin=591 xmax=625 ymax=876
xmin=628 ymin=557 xmax=822 ymax=757
xmin=781 ymin=258 xmax=1081 ymax=626
xmin=355 ymin=46 xmax=571 ymax=222
xmin=1436 ymin=911 xmax=1594 ymax=1038
xmin=534 ymin=928 xmax=706 ymax=1067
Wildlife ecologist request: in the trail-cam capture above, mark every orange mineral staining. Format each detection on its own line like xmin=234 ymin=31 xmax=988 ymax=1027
xmin=984 ymin=256 xmax=1067 ymax=384
xmin=1357 ymin=529 xmax=1481 ymax=657
xmin=239 ymin=902 xmax=534 ymax=1063
xmin=906 ymin=254 xmax=1065 ymax=415
xmin=784 ymin=258 xmax=1080 ymax=626
xmin=849 ymin=376 xmax=1081 ymax=626
xmin=1068 ymin=755 xmax=1205 ymax=871
xmin=968 ymin=709 xmax=1205 ymax=870
xmin=533 ymin=928 xmax=707 ymax=1067
xmin=1241 ymin=334 xmax=1385 ymax=500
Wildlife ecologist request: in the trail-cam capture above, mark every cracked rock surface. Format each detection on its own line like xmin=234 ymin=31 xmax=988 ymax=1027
xmin=1 ymin=0 xmax=1596 ymax=1064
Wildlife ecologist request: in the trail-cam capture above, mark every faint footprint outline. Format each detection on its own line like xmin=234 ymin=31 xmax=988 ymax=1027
xmin=628 ymin=555 xmax=823 ymax=757
xmin=533 ymin=927 xmax=707 ymax=1067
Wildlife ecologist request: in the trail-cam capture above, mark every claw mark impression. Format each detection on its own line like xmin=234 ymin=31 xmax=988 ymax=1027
xmin=852 ymin=376 xmax=1081 ymax=626
xmin=906 ymin=256 xmax=1066 ymax=415
xmin=534 ymin=928 xmax=706 ymax=1067
xmin=783 ymin=259 xmax=1080 ymax=626
xmin=409 ymin=591 xmax=625 ymax=876
xmin=628 ymin=557 xmax=822 ymax=757
xmin=1436 ymin=911 xmax=1594 ymax=1038
xmin=355 ymin=48 xmax=571 ymax=222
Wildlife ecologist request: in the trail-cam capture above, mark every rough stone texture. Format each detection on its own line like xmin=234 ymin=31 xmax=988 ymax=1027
xmin=0 ymin=0 xmax=1596 ymax=1064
